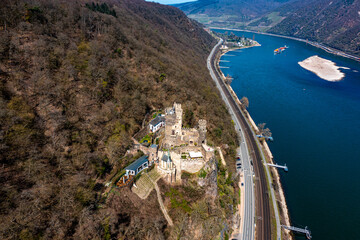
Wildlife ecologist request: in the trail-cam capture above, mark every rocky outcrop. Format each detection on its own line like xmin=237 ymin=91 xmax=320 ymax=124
xmin=198 ymin=157 xmax=218 ymax=198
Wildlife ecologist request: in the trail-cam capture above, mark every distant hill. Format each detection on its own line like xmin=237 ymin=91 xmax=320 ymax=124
xmin=267 ymin=0 xmax=360 ymax=57
xmin=175 ymin=0 xmax=293 ymax=28
xmin=0 ymin=0 xmax=238 ymax=239
xmin=175 ymin=0 xmax=360 ymax=57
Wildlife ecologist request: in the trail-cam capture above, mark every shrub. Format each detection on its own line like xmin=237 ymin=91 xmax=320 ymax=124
xmin=198 ymin=168 xmax=207 ymax=178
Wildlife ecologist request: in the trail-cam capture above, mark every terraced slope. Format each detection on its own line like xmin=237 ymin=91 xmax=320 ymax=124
xmin=131 ymin=169 xmax=161 ymax=199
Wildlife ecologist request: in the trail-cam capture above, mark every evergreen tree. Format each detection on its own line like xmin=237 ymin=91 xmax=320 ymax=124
xmin=85 ymin=2 xmax=117 ymax=18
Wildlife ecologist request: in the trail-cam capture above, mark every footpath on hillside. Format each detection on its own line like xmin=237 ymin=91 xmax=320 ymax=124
xmin=147 ymin=173 xmax=173 ymax=226
xmin=131 ymin=169 xmax=173 ymax=226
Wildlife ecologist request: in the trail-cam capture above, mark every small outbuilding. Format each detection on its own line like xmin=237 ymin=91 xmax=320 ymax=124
xmin=125 ymin=155 xmax=149 ymax=176
xmin=149 ymin=115 xmax=165 ymax=133
xmin=189 ymin=151 xmax=203 ymax=159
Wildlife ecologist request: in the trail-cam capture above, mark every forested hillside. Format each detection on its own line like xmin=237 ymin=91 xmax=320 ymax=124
xmin=176 ymin=0 xmax=291 ymax=19
xmin=268 ymin=0 xmax=360 ymax=57
xmin=176 ymin=0 xmax=360 ymax=57
xmin=175 ymin=0 xmax=292 ymax=28
xmin=0 ymin=0 xmax=238 ymax=239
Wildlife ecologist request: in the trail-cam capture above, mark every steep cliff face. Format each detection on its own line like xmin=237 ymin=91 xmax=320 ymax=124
xmin=268 ymin=0 xmax=360 ymax=56
xmin=0 ymin=0 xmax=239 ymax=239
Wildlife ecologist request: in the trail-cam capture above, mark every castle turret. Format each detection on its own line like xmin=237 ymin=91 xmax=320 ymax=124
xmin=198 ymin=119 xmax=207 ymax=145
xmin=163 ymin=103 xmax=183 ymax=148
xmin=173 ymin=103 xmax=182 ymax=135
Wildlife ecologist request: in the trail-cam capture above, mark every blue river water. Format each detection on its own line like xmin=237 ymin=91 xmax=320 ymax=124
xmin=215 ymin=29 xmax=360 ymax=240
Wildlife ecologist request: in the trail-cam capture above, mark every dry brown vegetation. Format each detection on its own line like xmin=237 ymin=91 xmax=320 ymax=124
xmin=158 ymin=157 xmax=238 ymax=240
xmin=0 ymin=0 xmax=238 ymax=239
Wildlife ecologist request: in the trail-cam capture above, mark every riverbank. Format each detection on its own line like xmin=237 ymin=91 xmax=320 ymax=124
xmin=216 ymin=41 xmax=293 ymax=239
xmin=299 ymin=55 xmax=345 ymax=81
xmin=211 ymin=27 xmax=360 ymax=62
xmin=220 ymin=41 xmax=261 ymax=57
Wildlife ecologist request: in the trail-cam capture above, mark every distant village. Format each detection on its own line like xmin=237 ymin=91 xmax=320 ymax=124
xmin=220 ymin=38 xmax=257 ymax=50
xmin=116 ymin=103 xmax=214 ymax=197
xmin=221 ymin=32 xmax=257 ymax=48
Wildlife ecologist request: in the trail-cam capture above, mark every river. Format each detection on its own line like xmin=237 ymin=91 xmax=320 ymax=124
xmin=214 ymin=29 xmax=360 ymax=240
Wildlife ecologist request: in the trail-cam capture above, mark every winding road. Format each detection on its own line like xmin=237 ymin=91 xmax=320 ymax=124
xmin=207 ymin=39 xmax=274 ymax=240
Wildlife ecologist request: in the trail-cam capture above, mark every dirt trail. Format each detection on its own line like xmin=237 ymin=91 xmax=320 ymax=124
xmin=147 ymin=173 xmax=173 ymax=226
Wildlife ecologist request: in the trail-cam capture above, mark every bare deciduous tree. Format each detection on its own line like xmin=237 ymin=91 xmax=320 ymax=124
xmin=225 ymin=74 xmax=232 ymax=84
xmin=240 ymin=96 xmax=249 ymax=109
xmin=257 ymin=123 xmax=272 ymax=138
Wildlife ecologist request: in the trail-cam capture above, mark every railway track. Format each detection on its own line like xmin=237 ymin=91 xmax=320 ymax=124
xmin=209 ymin=41 xmax=271 ymax=240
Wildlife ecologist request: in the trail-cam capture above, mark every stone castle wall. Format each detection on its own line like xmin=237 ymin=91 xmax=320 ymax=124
xmin=157 ymin=103 xmax=211 ymax=183
xmin=180 ymin=158 xmax=205 ymax=173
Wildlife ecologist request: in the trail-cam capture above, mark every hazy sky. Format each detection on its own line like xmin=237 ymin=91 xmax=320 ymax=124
xmin=146 ymin=0 xmax=197 ymax=4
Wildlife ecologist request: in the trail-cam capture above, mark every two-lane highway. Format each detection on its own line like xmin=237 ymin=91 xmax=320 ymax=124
xmin=240 ymin=142 xmax=255 ymax=240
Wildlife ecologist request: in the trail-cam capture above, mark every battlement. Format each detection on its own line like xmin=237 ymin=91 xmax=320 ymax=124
xmin=173 ymin=102 xmax=182 ymax=111
xmin=198 ymin=119 xmax=207 ymax=128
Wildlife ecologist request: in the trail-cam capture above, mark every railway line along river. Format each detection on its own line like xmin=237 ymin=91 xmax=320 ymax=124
xmin=214 ymin=29 xmax=360 ymax=240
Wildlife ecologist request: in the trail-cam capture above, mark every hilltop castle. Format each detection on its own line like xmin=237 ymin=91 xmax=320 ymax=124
xmin=122 ymin=102 xmax=214 ymax=187
xmin=162 ymin=103 xmax=207 ymax=148
xmin=156 ymin=103 xmax=214 ymax=184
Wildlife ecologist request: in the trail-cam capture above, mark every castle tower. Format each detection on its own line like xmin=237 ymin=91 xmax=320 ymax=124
xmin=148 ymin=144 xmax=158 ymax=165
xmin=173 ymin=103 xmax=183 ymax=136
xmin=198 ymin=119 xmax=207 ymax=145
xmin=163 ymin=103 xmax=183 ymax=148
